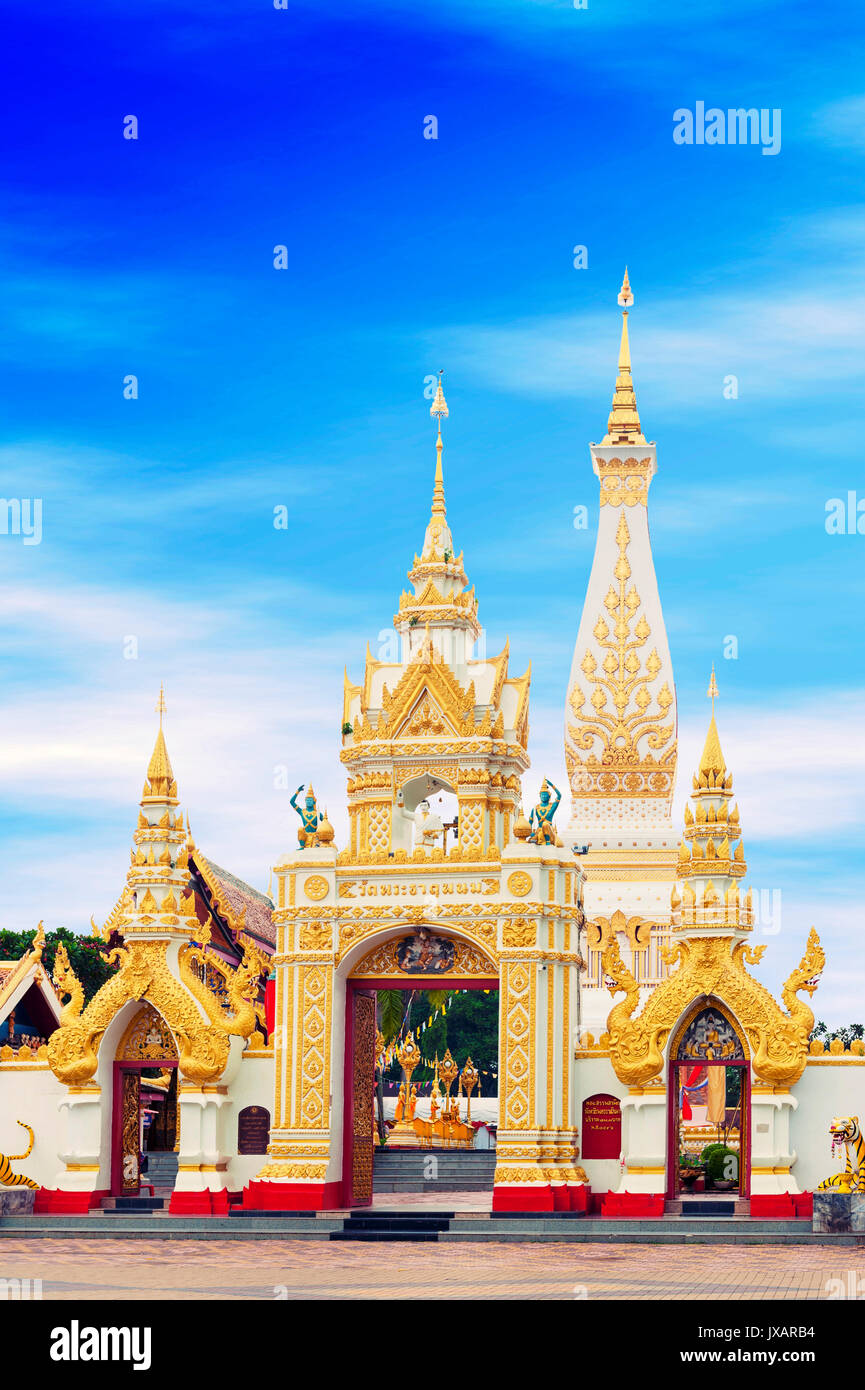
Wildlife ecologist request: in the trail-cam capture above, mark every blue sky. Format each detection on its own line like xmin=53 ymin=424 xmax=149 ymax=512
xmin=0 ymin=0 xmax=863 ymax=1020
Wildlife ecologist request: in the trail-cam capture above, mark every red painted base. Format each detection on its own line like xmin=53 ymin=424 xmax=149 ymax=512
xmin=750 ymin=1192 xmax=812 ymax=1220
xmin=241 ymin=1179 xmax=342 ymax=1212
xmin=600 ymin=1191 xmax=665 ymax=1218
xmin=492 ymin=1183 xmax=591 ymax=1214
xmin=33 ymin=1188 xmax=108 ymax=1214
xmin=168 ymin=1189 xmax=231 ymax=1216
xmin=492 ymin=1184 xmax=554 ymax=1212
xmin=568 ymin=1183 xmax=591 ymax=1213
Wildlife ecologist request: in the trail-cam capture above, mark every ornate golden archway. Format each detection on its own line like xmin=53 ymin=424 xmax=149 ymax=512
xmin=602 ymin=928 xmax=824 ymax=1088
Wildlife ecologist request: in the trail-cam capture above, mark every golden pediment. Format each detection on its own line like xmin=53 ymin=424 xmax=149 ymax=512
xmin=378 ymin=655 xmax=474 ymax=738
xmin=601 ymin=927 xmax=824 ymax=1089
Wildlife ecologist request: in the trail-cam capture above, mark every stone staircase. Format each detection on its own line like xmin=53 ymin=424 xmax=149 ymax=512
xmin=331 ymin=1211 xmax=452 ymax=1242
xmin=98 ymin=1152 xmax=180 ymax=1214
xmin=100 ymin=1195 xmax=171 ymax=1214
xmin=373 ymin=1149 xmax=495 ymax=1193
xmin=666 ymin=1196 xmax=750 ymax=1217
xmin=0 ymin=1210 xmax=827 ymax=1243
xmin=144 ymin=1152 xmax=179 ymax=1190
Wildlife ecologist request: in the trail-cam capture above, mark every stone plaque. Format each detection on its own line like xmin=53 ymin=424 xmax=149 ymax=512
xmin=581 ymin=1092 xmax=622 ymax=1159
xmin=237 ymin=1105 xmax=271 ymax=1155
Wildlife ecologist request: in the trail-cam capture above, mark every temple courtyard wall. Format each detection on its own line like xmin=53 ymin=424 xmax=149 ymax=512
xmin=0 ymin=1055 xmax=67 ymax=1189
xmin=789 ymin=1057 xmax=865 ymax=1191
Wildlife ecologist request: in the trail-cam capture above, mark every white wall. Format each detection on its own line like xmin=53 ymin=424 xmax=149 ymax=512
xmin=574 ymin=1056 xmax=628 ymax=1194
xmin=0 ymin=1063 xmax=68 ymax=1188
xmin=220 ymin=1052 xmax=276 ymax=1192
xmin=790 ymin=1061 xmax=865 ymax=1191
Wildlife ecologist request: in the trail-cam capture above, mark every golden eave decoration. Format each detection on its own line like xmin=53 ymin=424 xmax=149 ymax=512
xmin=601 ymin=926 xmax=825 ymax=1088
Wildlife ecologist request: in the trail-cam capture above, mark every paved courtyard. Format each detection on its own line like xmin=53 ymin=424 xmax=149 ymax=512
xmin=0 ymin=1238 xmax=862 ymax=1299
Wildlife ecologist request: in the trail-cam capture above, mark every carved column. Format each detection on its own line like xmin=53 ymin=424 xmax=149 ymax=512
xmin=247 ymin=851 xmax=341 ymax=1210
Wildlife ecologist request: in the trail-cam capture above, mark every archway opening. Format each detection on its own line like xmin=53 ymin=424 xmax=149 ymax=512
xmin=667 ymin=1001 xmax=750 ymax=1201
xmin=111 ymin=1004 xmax=179 ymax=1199
xmin=392 ymin=772 xmax=459 ymax=855
xmin=342 ymin=927 xmax=499 ymax=1208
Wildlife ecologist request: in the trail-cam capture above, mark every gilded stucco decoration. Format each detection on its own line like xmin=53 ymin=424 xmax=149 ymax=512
xmin=602 ymin=927 xmax=824 ymax=1088
xmin=349 ymin=933 xmax=497 ymax=979
xmin=115 ymin=1003 xmax=178 ymax=1062
xmin=302 ymin=876 xmax=330 ymax=901
xmin=507 ymin=871 xmax=533 ymax=898
xmin=596 ymin=457 xmax=653 ymax=508
xmin=565 ymin=512 xmax=675 ymax=802
xmin=500 ymin=960 xmax=534 ymax=1128
xmin=47 ymin=932 xmax=264 ymax=1088
xmin=502 ymin=919 xmax=536 ymax=950
xmin=586 ymin=908 xmax=650 ymax=953
xmin=296 ymin=965 xmax=331 ymax=1127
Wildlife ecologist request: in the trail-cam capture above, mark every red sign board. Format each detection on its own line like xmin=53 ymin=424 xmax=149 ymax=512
xmin=581 ymin=1093 xmax=622 ymax=1159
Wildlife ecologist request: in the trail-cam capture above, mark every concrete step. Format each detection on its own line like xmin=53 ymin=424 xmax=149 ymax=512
xmin=375 ymin=1153 xmax=495 ymax=1164
xmin=0 ymin=1211 xmax=855 ymax=1244
xmin=373 ymin=1151 xmax=495 ymax=1192
xmin=332 ymin=1212 xmax=452 ymax=1242
xmin=100 ymin=1196 xmax=171 ymax=1212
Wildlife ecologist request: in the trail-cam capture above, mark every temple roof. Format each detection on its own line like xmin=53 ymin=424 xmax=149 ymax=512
xmin=198 ymin=857 xmax=275 ymax=950
xmin=0 ymin=940 xmax=62 ymax=1034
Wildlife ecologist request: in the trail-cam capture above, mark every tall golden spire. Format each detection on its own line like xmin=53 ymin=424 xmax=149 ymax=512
xmin=699 ymin=666 xmax=726 ymax=777
xmin=429 ymin=370 xmax=449 ymax=522
xmin=145 ymin=686 xmax=177 ymax=800
xmin=422 ymin=371 xmax=452 ymax=557
xmin=601 ymin=268 xmax=646 ymax=446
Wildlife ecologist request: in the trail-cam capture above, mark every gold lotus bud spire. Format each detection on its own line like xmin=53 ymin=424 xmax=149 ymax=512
xmin=707 ymin=664 xmax=719 ymax=712
xmin=699 ymin=666 xmax=726 ymax=777
xmin=429 ymin=369 xmax=448 ymax=520
xmin=146 ymin=686 xmax=175 ymax=793
xmin=602 ymin=268 xmax=646 ymax=446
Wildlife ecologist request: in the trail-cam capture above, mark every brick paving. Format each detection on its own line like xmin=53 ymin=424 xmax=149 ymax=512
xmin=0 ymin=1238 xmax=862 ymax=1299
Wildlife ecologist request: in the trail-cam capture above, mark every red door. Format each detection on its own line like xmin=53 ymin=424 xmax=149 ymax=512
xmin=343 ymin=989 xmax=376 ymax=1207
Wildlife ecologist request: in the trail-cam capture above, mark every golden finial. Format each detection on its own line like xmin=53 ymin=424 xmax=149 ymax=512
xmin=707 ymin=665 xmax=719 ymax=714
xmin=602 ymin=268 xmax=645 ymax=446
xmin=430 ymin=369 xmax=449 ymax=425
xmin=155 ymin=683 xmax=167 ymax=729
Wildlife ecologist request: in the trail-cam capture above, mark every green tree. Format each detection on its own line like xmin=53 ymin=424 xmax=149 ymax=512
xmin=0 ymin=926 xmax=118 ymax=1004
xmin=416 ymin=990 xmax=499 ymax=1095
xmin=810 ymin=1020 xmax=865 ymax=1048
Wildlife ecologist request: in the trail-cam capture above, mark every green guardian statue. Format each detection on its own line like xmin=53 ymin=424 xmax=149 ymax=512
xmin=529 ymin=778 xmax=562 ymax=846
xmin=291 ymin=783 xmax=322 ymax=849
